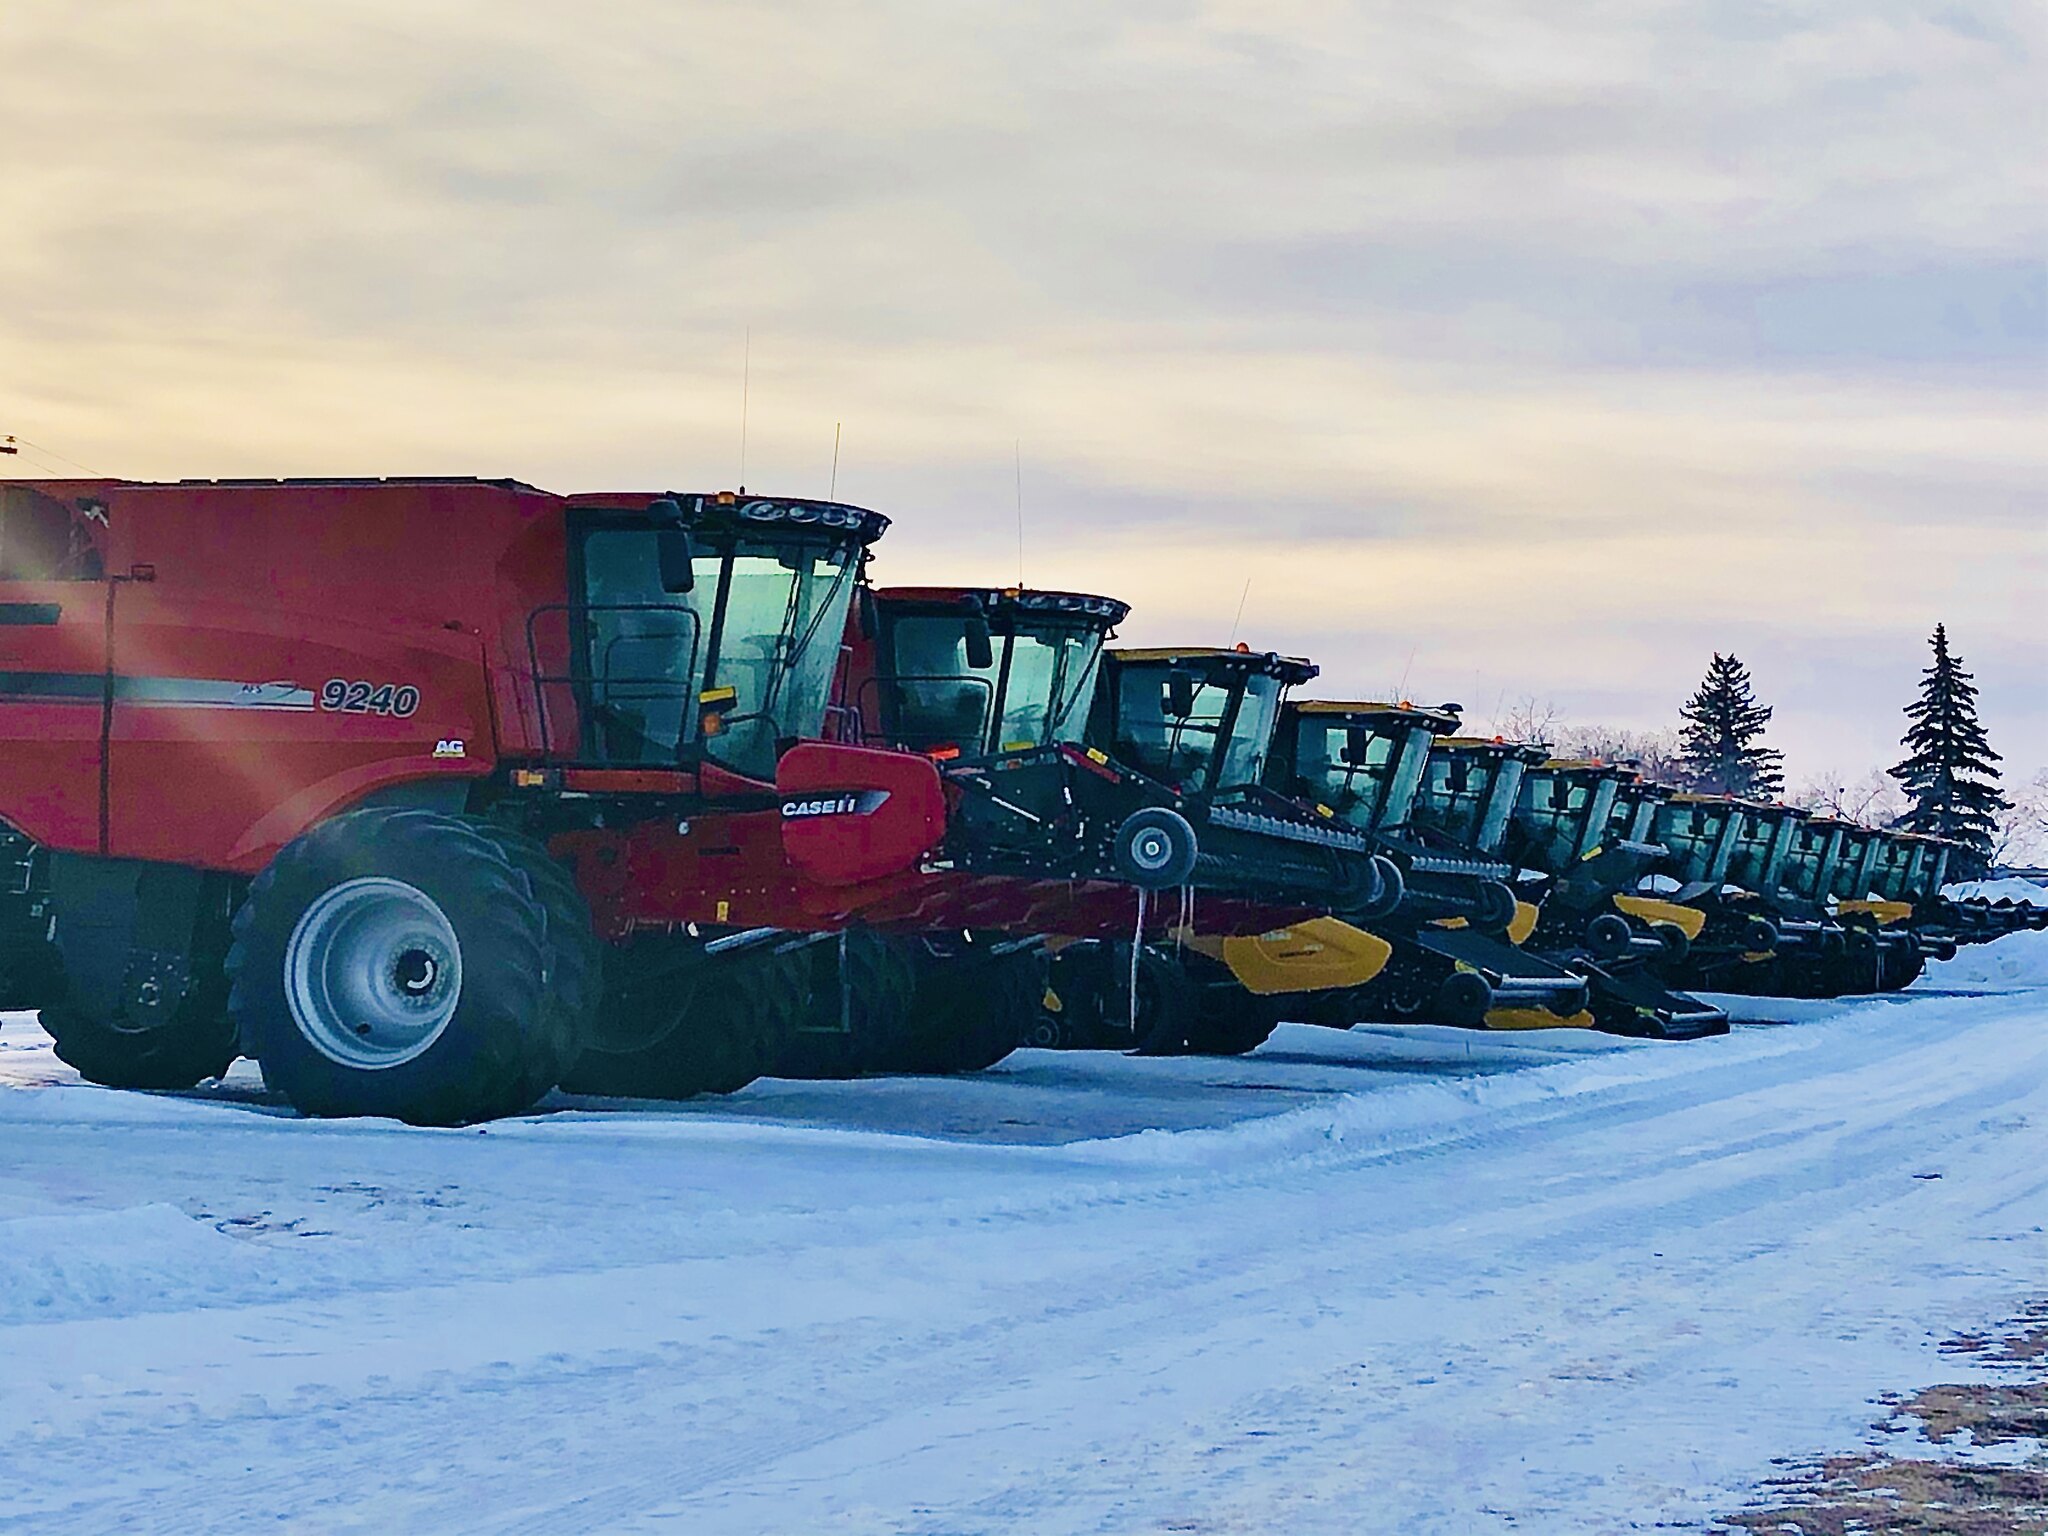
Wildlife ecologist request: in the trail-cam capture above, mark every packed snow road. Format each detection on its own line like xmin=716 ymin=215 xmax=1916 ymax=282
xmin=4 ymin=948 xmax=2047 ymax=1534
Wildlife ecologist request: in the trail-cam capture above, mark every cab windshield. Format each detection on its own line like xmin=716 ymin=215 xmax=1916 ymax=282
xmin=575 ymin=522 xmax=860 ymax=781
xmin=881 ymin=615 xmax=1104 ymax=756
xmin=1607 ymin=787 xmax=1655 ymax=845
xmin=1112 ymin=665 xmax=1283 ymax=792
xmin=1723 ymin=811 xmax=1786 ymax=890
xmin=1290 ymin=720 xmax=1432 ymax=832
xmin=1865 ymin=839 xmax=1919 ymax=902
xmin=1652 ymin=803 xmax=1730 ymax=882
xmin=1829 ymin=831 xmax=1876 ymax=899
xmin=1779 ymin=823 xmax=1836 ymax=900
xmin=1414 ymin=751 xmax=1497 ymax=845
xmin=1516 ymin=771 xmax=1594 ymax=870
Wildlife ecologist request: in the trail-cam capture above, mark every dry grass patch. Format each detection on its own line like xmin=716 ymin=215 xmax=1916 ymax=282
xmin=1721 ymin=1304 xmax=2048 ymax=1535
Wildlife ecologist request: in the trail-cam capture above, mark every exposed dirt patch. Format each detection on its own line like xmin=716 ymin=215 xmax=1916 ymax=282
xmin=1721 ymin=1304 xmax=2048 ymax=1535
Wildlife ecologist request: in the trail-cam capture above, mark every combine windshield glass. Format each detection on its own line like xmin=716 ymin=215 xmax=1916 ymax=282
xmin=1780 ymin=822 xmax=1837 ymax=900
xmin=1722 ymin=810 xmax=1783 ymax=890
xmin=1414 ymin=751 xmax=1496 ymax=845
xmin=701 ymin=541 xmax=858 ymax=778
xmin=1113 ymin=665 xmax=1282 ymax=792
xmin=1829 ymin=830 xmax=1876 ymax=899
xmin=1865 ymin=837 xmax=1918 ymax=902
xmin=1289 ymin=719 xmax=1430 ymax=831
xmin=576 ymin=524 xmax=859 ymax=780
xmin=1652 ymin=802 xmax=1729 ymax=882
xmin=884 ymin=616 xmax=1103 ymax=755
xmin=1606 ymin=785 xmax=1654 ymax=845
xmin=1515 ymin=771 xmax=1592 ymax=869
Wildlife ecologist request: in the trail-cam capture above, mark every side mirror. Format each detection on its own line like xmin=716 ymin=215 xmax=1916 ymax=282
xmin=1162 ymin=668 xmax=1198 ymax=719
xmin=964 ymin=611 xmax=996 ymax=671
xmin=1341 ymin=726 xmax=1374 ymax=766
xmin=1447 ymin=759 xmax=1471 ymax=794
xmin=655 ymin=527 xmax=696 ymax=594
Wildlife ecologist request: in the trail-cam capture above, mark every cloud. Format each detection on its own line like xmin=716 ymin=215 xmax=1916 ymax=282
xmin=1 ymin=0 xmax=2041 ymax=779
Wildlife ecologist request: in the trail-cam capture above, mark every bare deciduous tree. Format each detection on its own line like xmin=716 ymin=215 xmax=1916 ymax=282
xmin=1794 ymin=768 xmax=1909 ymax=825
xmin=1488 ymin=694 xmax=1561 ymax=745
xmin=1992 ymin=768 xmax=2048 ymax=867
xmin=1555 ymin=724 xmax=1682 ymax=780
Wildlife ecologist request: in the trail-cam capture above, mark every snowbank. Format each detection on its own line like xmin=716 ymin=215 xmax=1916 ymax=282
xmin=1923 ymin=926 xmax=2048 ymax=990
xmin=1946 ymin=876 xmax=2048 ymax=906
xmin=0 ymin=1204 xmax=256 ymax=1325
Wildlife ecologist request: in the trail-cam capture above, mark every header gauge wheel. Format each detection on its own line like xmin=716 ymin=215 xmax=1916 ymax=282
xmin=1112 ymin=808 xmax=1199 ymax=891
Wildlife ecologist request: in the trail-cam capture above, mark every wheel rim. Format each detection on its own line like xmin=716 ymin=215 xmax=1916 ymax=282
xmin=284 ymin=877 xmax=463 ymax=1070
xmin=1128 ymin=827 xmax=1176 ymax=875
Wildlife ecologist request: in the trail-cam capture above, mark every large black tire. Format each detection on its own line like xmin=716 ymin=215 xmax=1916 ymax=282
xmin=562 ymin=941 xmax=806 ymax=1098
xmin=1124 ymin=945 xmax=1202 ymax=1056
xmin=466 ymin=822 xmax=602 ymax=1104
xmin=41 ymin=972 xmax=237 ymax=1091
xmin=888 ymin=944 xmax=1041 ymax=1075
xmin=774 ymin=930 xmax=918 ymax=1079
xmin=227 ymin=808 xmax=572 ymax=1125
xmin=39 ymin=873 xmax=237 ymax=1091
xmin=1183 ymin=982 xmax=1282 ymax=1057
xmin=1039 ymin=940 xmax=1200 ymax=1053
xmin=0 ymin=933 xmax=63 ymax=1015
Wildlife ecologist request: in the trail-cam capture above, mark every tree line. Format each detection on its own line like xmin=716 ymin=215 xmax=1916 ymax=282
xmin=1494 ymin=626 xmax=2033 ymax=868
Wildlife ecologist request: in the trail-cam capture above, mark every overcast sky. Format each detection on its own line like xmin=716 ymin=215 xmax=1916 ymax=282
xmin=4 ymin=1 xmax=2042 ymax=785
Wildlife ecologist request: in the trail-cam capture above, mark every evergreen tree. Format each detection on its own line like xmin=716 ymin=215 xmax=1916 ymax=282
xmin=1676 ymin=652 xmax=1784 ymax=798
xmin=1889 ymin=623 xmax=2006 ymax=859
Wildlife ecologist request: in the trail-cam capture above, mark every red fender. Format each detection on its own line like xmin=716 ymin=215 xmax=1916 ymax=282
xmin=776 ymin=741 xmax=945 ymax=887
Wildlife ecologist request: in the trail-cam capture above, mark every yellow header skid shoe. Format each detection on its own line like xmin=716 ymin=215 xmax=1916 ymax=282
xmin=1507 ymin=900 xmax=1541 ymax=946
xmin=1217 ymin=918 xmax=1393 ymax=996
xmin=1484 ymin=1006 xmax=1596 ymax=1031
xmin=1613 ymin=894 xmax=1707 ymax=941
xmin=1837 ymin=899 xmax=1913 ymax=926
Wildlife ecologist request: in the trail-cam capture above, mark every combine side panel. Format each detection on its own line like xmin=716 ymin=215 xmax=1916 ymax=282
xmin=103 ymin=586 xmax=497 ymax=872
xmin=0 ymin=577 xmax=110 ymax=854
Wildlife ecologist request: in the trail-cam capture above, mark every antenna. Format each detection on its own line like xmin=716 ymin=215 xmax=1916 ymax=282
xmin=1228 ymin=577 xmax=1252 ymax=645
xmin=1013 ymin=439 xmax=1025 ymax=588
xmin=829 ymin=422 xmax=842 ymax=501
xmin=737 ymin=327 xmax=751 ymax=490
xmin=1395 ymin=646 xmax=1417 ymax=700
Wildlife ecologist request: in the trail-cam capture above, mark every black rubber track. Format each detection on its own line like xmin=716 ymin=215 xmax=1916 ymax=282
xmin=226 ymin=808 xmax=555 ymax=1125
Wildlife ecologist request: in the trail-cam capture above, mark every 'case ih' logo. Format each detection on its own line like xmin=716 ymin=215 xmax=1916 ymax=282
xmin=780 ymin=790 xmax=891 ymax=819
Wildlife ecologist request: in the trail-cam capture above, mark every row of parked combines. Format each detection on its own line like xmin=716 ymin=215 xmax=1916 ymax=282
xmin=1 ymin=478 xmax=2039 ymax=1124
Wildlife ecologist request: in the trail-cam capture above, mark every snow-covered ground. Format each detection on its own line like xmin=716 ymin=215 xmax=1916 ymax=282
xmin=3 ymin=940 xmax=2046 ymax=1534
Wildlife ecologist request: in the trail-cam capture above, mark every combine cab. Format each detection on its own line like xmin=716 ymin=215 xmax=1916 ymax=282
xmin=1269 ymin=705 xmax=1601 ymax=1031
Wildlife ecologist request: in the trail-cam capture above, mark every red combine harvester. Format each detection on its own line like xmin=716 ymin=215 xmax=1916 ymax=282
xmin=0 ymin=477 xmax=1310 ymax=1122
